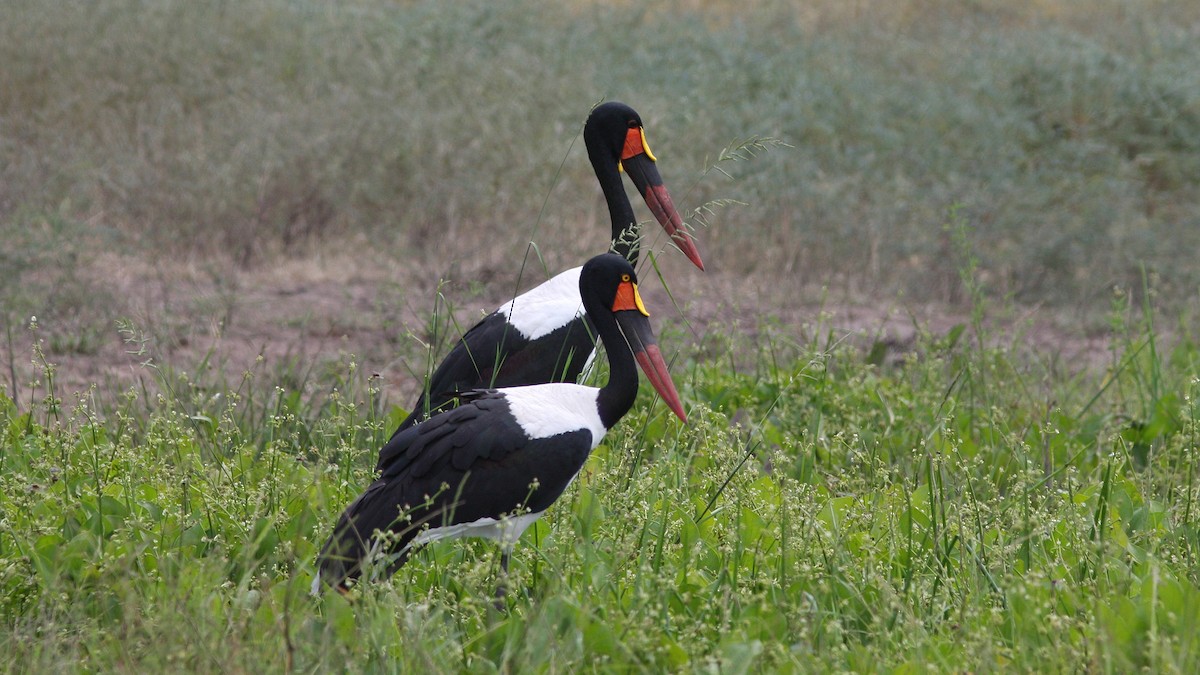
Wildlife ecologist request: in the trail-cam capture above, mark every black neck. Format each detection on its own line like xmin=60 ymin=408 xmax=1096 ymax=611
xmin=589 ymin=302 xmax=639 ymax=430
xmin=592 ymin=154 xmax=639 ymax=266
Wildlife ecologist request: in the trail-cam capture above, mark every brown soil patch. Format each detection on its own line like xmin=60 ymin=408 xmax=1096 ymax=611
xmin=1 ymin=249 xmax=1116 ymax=409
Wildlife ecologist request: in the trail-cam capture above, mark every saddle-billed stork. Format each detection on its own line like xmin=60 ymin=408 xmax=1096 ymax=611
xmin=391 ymin=102 xmax=702 ymax=440
xmin=313 ymin=253 xmax=687 ymax=595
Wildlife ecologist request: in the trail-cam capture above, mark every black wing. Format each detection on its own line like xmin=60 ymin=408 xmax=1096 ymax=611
xmin=318 ymin=392 xmax=593 ymax=589
xmin=390 ymin=312 xmax=597 ymax=437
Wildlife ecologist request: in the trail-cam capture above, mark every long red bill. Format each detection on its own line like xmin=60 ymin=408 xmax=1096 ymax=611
xmin=622 ymin=149 xmax=706 ymax=272
xmin=634 ymin=343 xmax=687 ymax=423
xmin=643 ymin=184 xmax=705 ymax=271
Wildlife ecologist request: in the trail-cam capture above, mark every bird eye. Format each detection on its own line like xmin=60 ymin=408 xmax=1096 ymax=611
xmin=621 ymin=274 xmax=631 ymax=282
xmin=627 ymin=120 xmax=639 ymax=128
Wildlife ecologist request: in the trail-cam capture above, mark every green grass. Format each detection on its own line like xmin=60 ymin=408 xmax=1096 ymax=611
xmin=3 ymin=289 xmax=1200 ymax=672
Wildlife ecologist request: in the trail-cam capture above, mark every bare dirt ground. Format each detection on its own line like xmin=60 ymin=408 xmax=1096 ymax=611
xmin=1 ymin=249 xmax=1116 ymax=410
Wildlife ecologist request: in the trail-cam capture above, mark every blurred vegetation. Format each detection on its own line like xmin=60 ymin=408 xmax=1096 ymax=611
xmin=2 ymin=0 xmax=1198 ymax=312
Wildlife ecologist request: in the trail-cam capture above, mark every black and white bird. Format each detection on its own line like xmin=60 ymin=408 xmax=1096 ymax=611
xmin=391 ymin=102 xmax=702 ymax=440
xmin=314 ymin=253 xmax=687 ymax=594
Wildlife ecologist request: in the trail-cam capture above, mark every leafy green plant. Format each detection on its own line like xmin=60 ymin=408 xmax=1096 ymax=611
xmin=3 ymin=289 xmax=1200 ymax=671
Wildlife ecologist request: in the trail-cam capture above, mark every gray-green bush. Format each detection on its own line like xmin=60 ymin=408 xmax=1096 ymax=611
xmin=2 ymin=0 xmax=1198 ymax=308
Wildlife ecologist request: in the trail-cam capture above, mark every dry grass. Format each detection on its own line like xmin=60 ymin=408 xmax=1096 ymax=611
xmin=2 ymin=0 xmax=1199 ymax=384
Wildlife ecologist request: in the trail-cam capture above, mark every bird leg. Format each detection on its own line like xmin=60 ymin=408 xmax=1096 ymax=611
xmin=492 ymin=548 xmax=511 ymax=611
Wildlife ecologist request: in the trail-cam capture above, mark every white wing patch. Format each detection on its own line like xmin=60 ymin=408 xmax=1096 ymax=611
xmin=502 ymin=383 xmax=607 ymax=447
xmin=495 ymin=267 xmax=586 ymax=341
